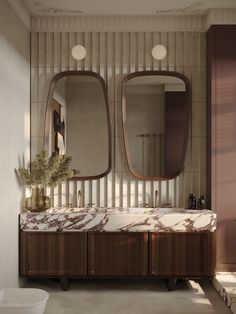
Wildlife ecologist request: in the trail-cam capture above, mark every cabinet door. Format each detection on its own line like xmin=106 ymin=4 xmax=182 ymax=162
xmin=207 ymin=25 xmax=236 ymax=270
xmin=88 ymin=232 xmax=148 ymax=276
xmin=149 ymin=232 xmax=216 ymax=277
xmin=20 ymin=231 xmax=87 ymax=276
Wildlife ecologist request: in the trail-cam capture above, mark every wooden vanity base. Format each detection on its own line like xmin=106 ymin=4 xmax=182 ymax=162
xmin=60 ymin=278 xmax=70 ymax=291
xmin=165 ymin=278 xmax=178 ymax=291
xmin=20 ymin=231 xmax=216 ymax=290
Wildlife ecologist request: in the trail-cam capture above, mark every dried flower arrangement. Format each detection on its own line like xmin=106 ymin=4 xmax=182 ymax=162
xmin=17 ymin=150 xmax=78 ymax=188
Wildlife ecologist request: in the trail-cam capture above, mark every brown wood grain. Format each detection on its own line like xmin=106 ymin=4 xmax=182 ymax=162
xmin=88 ymin=232 xmax=148 ymax=276
xmin=20 ymin=231 xmax=87 ymax=276
xmin=149 ymin=232 xmax=216 ymax=277
xmin=206 ymin=25 xmax=236 ymax=270
xmin=20 ymin=231 xmax=215 ymax=279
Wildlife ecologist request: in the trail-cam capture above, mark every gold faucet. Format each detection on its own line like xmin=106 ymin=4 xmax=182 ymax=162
xmin=78 ymin=190 xmax=83 ymax=208
xmin=140 ymin=203 xmax=150 ymax=208
xmin=154 ymin=190 xmax=159 ymax=207
xmin=87 ymin=202 xmax=95 ymax=208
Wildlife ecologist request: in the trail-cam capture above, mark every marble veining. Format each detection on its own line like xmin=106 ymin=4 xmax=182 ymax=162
xmin=20 ymin=207 xmax=216 ymax=233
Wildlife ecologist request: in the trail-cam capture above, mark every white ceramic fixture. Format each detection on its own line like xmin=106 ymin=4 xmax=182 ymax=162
xmin=0 ymin=288 xmax=49 ymax=314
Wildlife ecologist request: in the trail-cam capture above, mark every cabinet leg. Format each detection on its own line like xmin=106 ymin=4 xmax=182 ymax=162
xmin=166 ymin=278 xmax=177 ymax=291
xmin=60 ymin=277 xmax=70 ymax=291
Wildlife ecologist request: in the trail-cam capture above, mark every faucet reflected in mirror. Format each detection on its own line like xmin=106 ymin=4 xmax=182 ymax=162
xmin=155 ymin=190 xmax=159 ymax=207
xmin=87 ymin=203 xmax=96 ymax=207
xmin=78 ymin=190 xmax=83 ymax=208
xmin=136 ymin=133 xmax=164 ymax=177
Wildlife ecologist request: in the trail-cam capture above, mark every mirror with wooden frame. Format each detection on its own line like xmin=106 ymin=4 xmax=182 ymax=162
xmin=122 ymin=71 xmax=191 ymax=181
xmin=45 ymin=71 xmax=112 ymax=180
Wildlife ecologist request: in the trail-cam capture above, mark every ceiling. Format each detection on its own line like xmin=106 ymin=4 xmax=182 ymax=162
xmin=23 ymin=0 xmax=236 ymax=16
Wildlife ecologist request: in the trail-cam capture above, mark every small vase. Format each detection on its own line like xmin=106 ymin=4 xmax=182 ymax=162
xmin=25 ymin=185 xmax=51 ymax=212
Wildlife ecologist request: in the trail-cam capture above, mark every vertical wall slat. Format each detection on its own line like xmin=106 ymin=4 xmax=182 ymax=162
xmin=68 ymin=32 xmax=77 ymax=69
xmin=76 ymin=32 xmax=85 ymax=70
xmin=144 ymin=32 xmax=152 ymax=71
xmin=96 ymin=180 xmax=100 ymax=207
xmin=84 ymin=32 xmax=92 ymax=70
xmin=130 ymin=32 xmax=138 ymax=72
xmin=137 ymin=32 xmax=145 ymax=70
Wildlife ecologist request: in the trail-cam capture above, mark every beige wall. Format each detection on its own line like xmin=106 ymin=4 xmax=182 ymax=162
xmin=0 ymin=0 xmax=30 ymax=288
xmin=31 ymin=30 xmax=205 ymax=208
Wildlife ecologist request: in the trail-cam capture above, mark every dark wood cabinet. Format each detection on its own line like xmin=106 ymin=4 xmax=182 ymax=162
xmin=149 ymin=232 xmax=216 ymax=277
xmin=88 ymin=232 xmax=148 ymax=276
xmin=20 ymin=231 xmax=87 ymax=276
xmin=207 ymin=25 xmax=236 ymax=270
xmin=20 ymin=230 xmax=215 ymax=285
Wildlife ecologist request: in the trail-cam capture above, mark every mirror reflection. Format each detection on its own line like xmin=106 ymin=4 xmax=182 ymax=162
xmin=123 ymin=72 xmax=190 ymax=180
xmin=45 ymin=71 xmax=111 ymax=180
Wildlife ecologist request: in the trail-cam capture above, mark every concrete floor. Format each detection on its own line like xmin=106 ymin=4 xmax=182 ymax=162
xmin=26 ymin=278 xmax=231 ymax=314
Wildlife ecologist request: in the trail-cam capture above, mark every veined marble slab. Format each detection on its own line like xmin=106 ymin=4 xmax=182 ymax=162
xmin=20 ymin=207 xmax=216 ymax=232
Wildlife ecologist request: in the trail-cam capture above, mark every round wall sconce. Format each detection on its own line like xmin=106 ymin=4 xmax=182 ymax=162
xmin=151 ymin=45 xmax=167 ymax=61
xmin=71 ymin=45 xmax=87 ymax=61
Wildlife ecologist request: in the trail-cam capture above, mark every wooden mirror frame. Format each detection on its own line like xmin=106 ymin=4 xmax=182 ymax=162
xmin=122 ymin=70 xmax=191 ymax=181
xmin=44 ymin=70 xmax=112 ymax=181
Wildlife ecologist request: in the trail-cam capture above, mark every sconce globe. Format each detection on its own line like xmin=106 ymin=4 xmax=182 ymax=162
xmin=71 ymin=45 xmax=87 ymax=61
xmin=152 ymin=45 xmax=167 ymax=60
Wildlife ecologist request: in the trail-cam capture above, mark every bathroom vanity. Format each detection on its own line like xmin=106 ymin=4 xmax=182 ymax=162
xmin=19 ymin=207 xmax=216 ymax=290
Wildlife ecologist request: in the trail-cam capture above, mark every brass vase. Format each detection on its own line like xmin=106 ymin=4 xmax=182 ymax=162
xmin=25 ymin=185 xmax=51 ymax=212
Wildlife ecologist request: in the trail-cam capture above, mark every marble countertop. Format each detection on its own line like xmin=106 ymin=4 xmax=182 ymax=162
xmin=19 ymin=207 xmax=217 ymax=232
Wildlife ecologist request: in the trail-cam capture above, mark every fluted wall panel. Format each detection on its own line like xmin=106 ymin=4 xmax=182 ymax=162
xmin=31 ymin=30 xmax=206 ymax=209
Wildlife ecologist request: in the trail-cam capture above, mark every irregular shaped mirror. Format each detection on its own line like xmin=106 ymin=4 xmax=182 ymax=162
xmin=122 ymin=71 xmax=190 ymax=180
xmin=45 ymin=71 xmax=111 ymax=180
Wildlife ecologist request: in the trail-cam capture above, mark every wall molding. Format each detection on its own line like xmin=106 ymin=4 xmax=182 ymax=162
xmin=31 ymin=15 xmax=205 ymax=32
xmin=205 ymin=9 xmax=236 ymax=31
xmin=8 ymin=0 xmax=31 ymax=29
xmin=31 ymin=9 xmax=236 ymax=32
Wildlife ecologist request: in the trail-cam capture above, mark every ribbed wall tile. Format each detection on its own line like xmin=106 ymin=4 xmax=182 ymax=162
xmin=31 ymin=32 xmax=39 ymax=67
xmin=115 ymin=101 xmax=122 ymax=137
xmin=31 ymin=30 xmax=206 ymax=208
xmin=192 ymin=67 xmax=204 ymax=103
xmin=191 ymin=32 xmax=201 ymax=67
xmin=183 ymin=32 xmax=192 ymax=67
xmin=68 ymin=32 xmax=77 ymax=69
xmin=46 ymin=33 xmax=54 ymax=67
xmin=167 ymin=32 xmax=176 ymax=68
xmin=192 ymin=102 xmax=205 ymax=137
xmin=175 ymin=33 xmax=184 ymax=68
xmin=38 ymin=67 xmax=47 ymax=102
xmin=30 ymin=67 xmax=38 ymax=102
xmin=200 ymin=33 xmax=206 ymax=68
xmin=144 ymin=32 xmax=152 ymax=71
xmin=31 ymin=102 xmax=46 ymax=137
xmin=38 ymin=33 xmax=46 ymax=67
xmin=61 ymin=32 xmax=69 ymax=68
xmin=84 ymin=32 xmax=92 ymax=70
xmin=53 ymin=33 xmax=62 ymax=68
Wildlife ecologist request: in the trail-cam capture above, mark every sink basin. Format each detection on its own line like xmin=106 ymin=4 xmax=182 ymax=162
xmin=157 ymin=208 xmax=186 ymax=213
xmin=105 ymin=207 xmax=159 ymax=215
xmin=20 ymin=206 xmax=216 ymax=233
xmin=127 ymin=208 xmax=159 ymax=214
xmin=36 ymin=207 xmax=199 ymax=215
